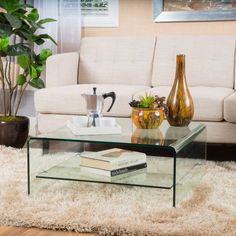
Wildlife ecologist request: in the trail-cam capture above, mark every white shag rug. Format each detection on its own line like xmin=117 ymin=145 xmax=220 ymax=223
xmin=0 ymin=146 xmax=235 ymax=236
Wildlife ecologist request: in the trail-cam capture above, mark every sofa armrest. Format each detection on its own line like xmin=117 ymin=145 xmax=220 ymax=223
xmin=46 ymin=52 xmax=79 ymax=87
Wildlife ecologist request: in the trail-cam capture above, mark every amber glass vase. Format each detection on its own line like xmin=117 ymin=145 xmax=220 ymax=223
xmin=167 ymin=54 xmax=194 ymax=126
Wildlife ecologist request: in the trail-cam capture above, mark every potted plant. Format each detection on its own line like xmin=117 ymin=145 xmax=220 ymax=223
xmin=0 ymin=0 xmax=56 ymax=148
xmin=129 ymin=93 xmax=167 ymax=129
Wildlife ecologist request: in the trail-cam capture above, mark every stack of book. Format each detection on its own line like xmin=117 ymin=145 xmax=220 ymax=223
xmin=79 ymin=148 xmax=147 ymax=177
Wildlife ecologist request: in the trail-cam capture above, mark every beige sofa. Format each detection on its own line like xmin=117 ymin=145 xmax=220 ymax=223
xmin=34 ymin=36 xmax=236 ymax=144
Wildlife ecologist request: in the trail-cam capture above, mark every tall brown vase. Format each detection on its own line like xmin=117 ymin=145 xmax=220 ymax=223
xmin=167 ymin=54 xmax=194 ymax=127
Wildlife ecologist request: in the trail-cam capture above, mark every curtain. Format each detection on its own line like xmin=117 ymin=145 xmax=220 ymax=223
xmin=34 ymin=0 xmax=82 ymax=54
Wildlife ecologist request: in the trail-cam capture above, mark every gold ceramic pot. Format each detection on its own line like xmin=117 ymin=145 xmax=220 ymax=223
xmin=131 ymin=107 xmax=165 ymax=129
xmin=167 ymin=54 xmax=194 ymax=127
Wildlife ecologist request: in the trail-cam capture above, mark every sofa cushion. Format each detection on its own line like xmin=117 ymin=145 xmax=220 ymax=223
xmin=224 ymin=92 xmax=236 ymax=123
xmin=78 ymin=37 xmax=156 ymax=86
xmin=133 ymin=86 xmax=234 ymax=121
xmin=152 ymin=35 xmax=236 ymax=88
xmin=34 ymin=84 xmax=150 ymax=117
xmin=46 ymin=52 xmax=79 ymax=87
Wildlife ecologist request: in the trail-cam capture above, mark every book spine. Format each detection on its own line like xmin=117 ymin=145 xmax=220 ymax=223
xmin=111 ymin=157 xmax=146 ymax=170
xmin=110 ymin=163 xmax=147 ymax=176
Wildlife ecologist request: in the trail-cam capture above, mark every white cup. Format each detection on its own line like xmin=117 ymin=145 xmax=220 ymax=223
xmin=72 ymin=116 xmax=88 ymax=127
xmin=95 ymin=117 xmax=116 ymax=127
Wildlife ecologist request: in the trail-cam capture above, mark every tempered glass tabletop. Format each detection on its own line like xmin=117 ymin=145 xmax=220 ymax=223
xmin=30 ymin=118 xmax=205 ymax=152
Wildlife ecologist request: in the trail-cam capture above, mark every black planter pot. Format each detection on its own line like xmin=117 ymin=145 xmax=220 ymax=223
xmin=0 ymin=116 xmax=29 ymax=148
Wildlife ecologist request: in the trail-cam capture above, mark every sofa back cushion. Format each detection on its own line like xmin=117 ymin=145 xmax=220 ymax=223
xmin=78 ymin=37 xmax=156 ymax=86
xmin=152 ymin=35 xmax=236 ymax=88
xmin=46 ymin=52 xmax=79 ymax=87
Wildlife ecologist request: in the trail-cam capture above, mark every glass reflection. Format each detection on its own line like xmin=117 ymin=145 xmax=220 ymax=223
xmin=164 ymin=126 xmax=191 ymax=146
xmin=131 ymin=128 xmax=164 ymax=145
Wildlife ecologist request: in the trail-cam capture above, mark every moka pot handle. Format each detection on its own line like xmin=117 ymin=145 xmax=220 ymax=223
xmin=103 ymin=92 xmax=116 ymax=112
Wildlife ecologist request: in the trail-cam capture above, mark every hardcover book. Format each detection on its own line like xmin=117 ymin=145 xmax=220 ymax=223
xmin=80 ymin=162 xmax=147 ymax=177
xmin=80 ymin=148 xmax=147 ymax=170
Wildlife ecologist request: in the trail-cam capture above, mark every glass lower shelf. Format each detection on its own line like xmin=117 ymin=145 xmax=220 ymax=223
xmin=34 ymin=154 xmax=203 ymax=189
xmin=36 ymin=167 xmax=173 ymax=189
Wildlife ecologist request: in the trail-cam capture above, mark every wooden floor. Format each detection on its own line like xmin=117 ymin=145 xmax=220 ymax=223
xmin=0 ymin=226 xmax=99 ymax=236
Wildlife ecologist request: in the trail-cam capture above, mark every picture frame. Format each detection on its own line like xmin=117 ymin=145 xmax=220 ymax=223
xmin=81 ymin=0 xmax=119 ymax=27
xmin=153 ymin=0 xmax=236 ymax=22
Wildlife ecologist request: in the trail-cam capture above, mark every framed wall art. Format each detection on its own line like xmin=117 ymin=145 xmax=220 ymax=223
xmin=81 ymin=0 xmax=119 ymax=27
xmin=153 ymin=0 xmax=236 ymax=22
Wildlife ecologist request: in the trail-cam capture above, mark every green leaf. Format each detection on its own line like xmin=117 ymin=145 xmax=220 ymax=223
xmin=0 ymin=36 xmax=9 ymax=52
xmin=38 ymin=18 xmax=56 ymax=25
xmin=12 ymin=8 xmax=27 ymax=16
xmin=38 ymin=48 xmax=52 ymax=63
xmin=0 ymin=0 xmax=20 ymax=13
xmin=9 ymin=3 xmax=33 ymax=14
xmin=38 ymin=34 xmax=57 ymax=45
xmin=0 ymin=23 xmax=12 ymax=37
xmin=16 ymin=74 xmax=26 ymax=86
xmin=27 ymin=19 xmax=44 ymax=31
xmin=29 ymin=77 xmax=45 ymax=89
xmin=35 ymin=66 xmax=43 ymax=74
xmin=30 ymin=65 xmax=38 ymax=79
xmin=34 ymin=38 xmax=45 ymax=45
xmin=7 ymin=44 xmax=31 ymax=56
xmin=14 ymin=29 xmax=37 ymax=42
xmin=18 ymin=54 xmax=30 ymax=69
xmin=27 ymin=8 xmax=39 ymax=22
xmin=4 ymin=13 xmax=22 ymax=28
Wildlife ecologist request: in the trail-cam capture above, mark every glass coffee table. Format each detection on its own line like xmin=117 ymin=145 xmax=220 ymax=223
xmin=27 ymin=118 xmax=206 ymax=207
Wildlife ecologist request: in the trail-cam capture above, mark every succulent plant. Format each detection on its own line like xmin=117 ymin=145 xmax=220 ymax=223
xmin=154 ymin=95 xmax=168 ymax=111
xmin=129 ymin=93 xmax=167 ymax=111
xmin=139 ymin=93 xmax=156 ymax=108
xmin=129 ymin=99 xmax=140 ymax=108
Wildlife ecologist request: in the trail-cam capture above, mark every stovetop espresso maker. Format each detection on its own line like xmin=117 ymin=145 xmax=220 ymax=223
xmin=82 ymin=87 xmax=116 ymax=127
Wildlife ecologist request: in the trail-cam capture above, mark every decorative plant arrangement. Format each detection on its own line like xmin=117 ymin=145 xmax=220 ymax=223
xmin=0 ymin=0 xmax=56 ymax=147
xmin=129 ymin=93 xmax=167 ymax=110
xmin=129 ymin=93 xmax=167 ymax=129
